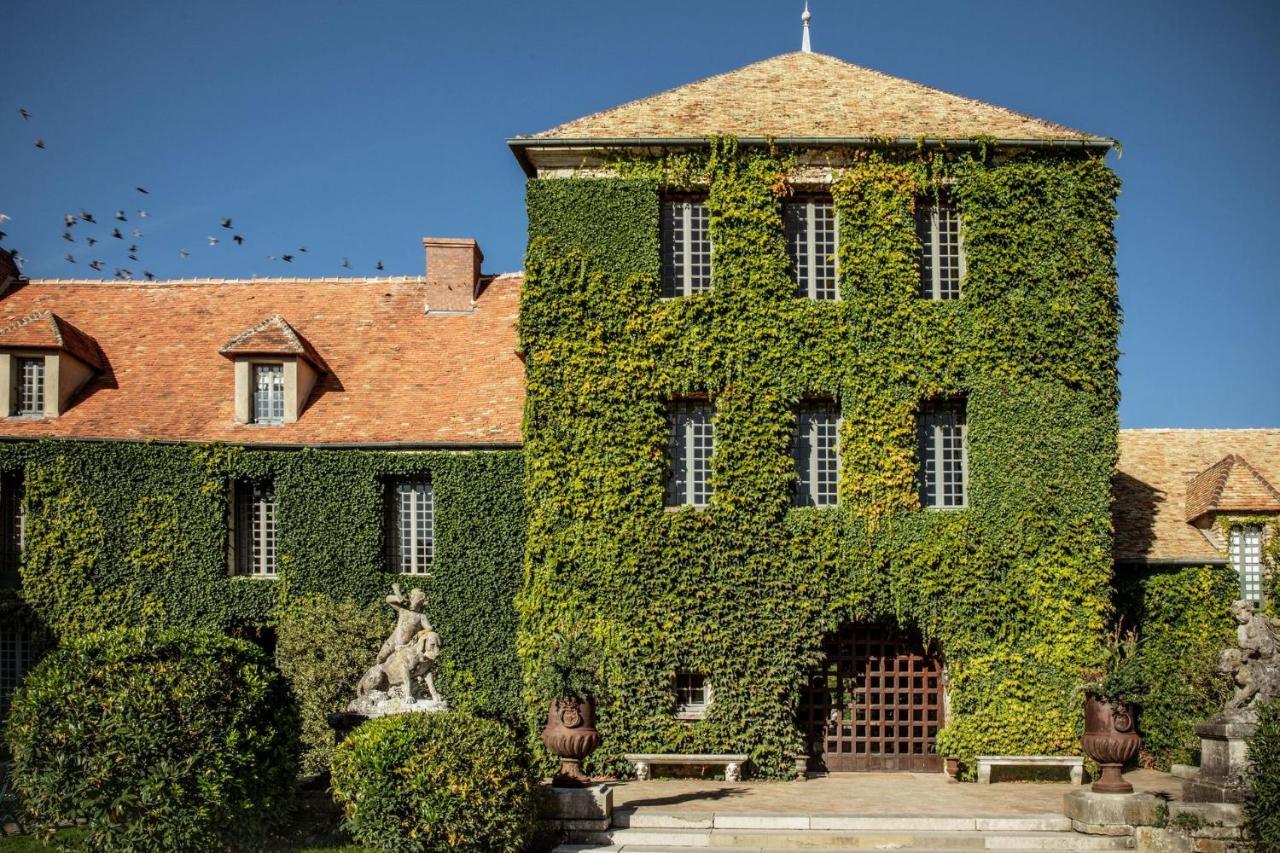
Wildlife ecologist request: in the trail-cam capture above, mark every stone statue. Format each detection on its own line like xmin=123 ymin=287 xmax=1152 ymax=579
xmin=347 ymin=583 xmax=446 ymax=717
xmin=1217 ymin=599 xmax=1280 ymax=723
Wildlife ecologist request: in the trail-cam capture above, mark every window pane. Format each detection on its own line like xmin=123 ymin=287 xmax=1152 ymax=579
xmin=917 ymin=202 xmax=963 ymax=300
xmin=1231 ymin=526 xmax=1264 ymax=605
xmin=794 ymin=402 xmax=839 ymax=506
xmin=787 ymin=199 xmax=838 ymax=300
xmin=676 ymin=672 xmax=708 ymax=712
xmin=0 ymin=473 xmax=23 ymax=586
xmin=662 ymin=199 xmax=711 ymax=297
xmin=14 ymin=357 xmax=44 ymax=416
xmin=918 ymin=401 xmax=967 ymax=508
xmin=393 ymin=478 xmax=434 ymax=574
xmin=252 ymin=364 xmax=285 ymax=425
xmin=233 ymin=480 xmax=277 ymax=577
xmin=666 ymin=400 xmax=713 ymax=507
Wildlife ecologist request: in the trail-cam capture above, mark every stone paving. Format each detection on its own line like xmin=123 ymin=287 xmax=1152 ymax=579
xmin=611 ymin=769 xmax=1181 ymax=818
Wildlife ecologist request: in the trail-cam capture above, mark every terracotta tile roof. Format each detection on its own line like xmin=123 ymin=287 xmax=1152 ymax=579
xmin=220 ymin=315 xmax=325 ymax=370
xmin=517 ymin=51 xmax=1107 ymax=144
xmin=1115 ymin=430 xmax=1280 ymax=562
xmin=0 ymin=310 xmax=106 ymax=370
xmin=0 ymin=274 xmax=524 ymax=446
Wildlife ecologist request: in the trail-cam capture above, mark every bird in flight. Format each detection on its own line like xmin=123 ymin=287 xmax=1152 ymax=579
xmin=376 ymin=260 xmax=384 ymax=271
xmin=62 ymin=232 xmax=74 ymax=242
xmin=220 ymin=218 xmax=233 ymax=229
xmin=128 ymin=252 xmax=139 ymax=262
xmin=18 ymin=108 xmax=31 ymax=120
xmin=233 ymin=234 xmax=244 ymax=245
xmin=112 ymin=228 xmax=123 ymax=240
xmin=282 ymin=254 xmax=294 ymax=263
xmin=342 ymin=257 xmax=351 ymax=270
xmin=79 ymin=210 xmax=95 ymax=223
xmin=89 ymin=260 xmax=104 ymax=271
xmin=136 ymin=187 xmax=149 ymax=194
xmin=115 ymin=210 xmax=127 ymax=221
xmin=207 ymin=236 xmax=218 ymax=246
xmin=86 ymin=236 xmax=98 ymax=247
xmin=64 ymin=254 xmax=75 ymax=264
xmin=138 ymin=210 xmax=148 ymax=219
xmin=0 ymin=214 xmax=10 ymax=224
xmin=34 ymin=139 xmax=45 ymax=149
xmin=298 ymin=246 xmax=308 ymax=253
xmin=144 ymin=271 xmax=155 ymax=281
xmin=64 ymin=214 xmax=76 ymax=228
xmin=179 ymin=248 xmax=190 ymax=259
xmin=132 ymin=228 xmax=143 ymax=238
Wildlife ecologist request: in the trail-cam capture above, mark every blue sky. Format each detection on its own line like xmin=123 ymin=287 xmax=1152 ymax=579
xmin=3 ymin=0 xmax=1277 ymax=428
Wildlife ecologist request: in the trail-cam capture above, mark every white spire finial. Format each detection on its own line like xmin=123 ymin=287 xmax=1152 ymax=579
xmin=801 ymin=2 xmax=812 ymax=52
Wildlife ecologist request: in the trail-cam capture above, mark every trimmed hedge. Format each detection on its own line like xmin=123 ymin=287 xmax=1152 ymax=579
xmin=4 ymin=627 xmax=299 ymax=851
xmin=330 ymin=711 xmax=535 ymax=853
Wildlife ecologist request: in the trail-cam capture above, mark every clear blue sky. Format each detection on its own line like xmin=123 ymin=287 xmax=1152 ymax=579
xmin=3 ymin=0 xmax=1277 ymax=428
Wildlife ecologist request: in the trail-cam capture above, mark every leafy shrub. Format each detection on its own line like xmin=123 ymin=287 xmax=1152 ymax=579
xmin=331 ymin=711 xmax=535 ymax=852
xmin=4 ymin=627 xmax=299 ymax=852
xmin=1082 ymin=627 xmax=1147 ymax=707
xmin=275 ymin=593 xmax=389 ymax=774
xmin=532 ymin=624 xmax=603 ymax=701
xmin=1245 ymin=700 xmax=1280 ymax=850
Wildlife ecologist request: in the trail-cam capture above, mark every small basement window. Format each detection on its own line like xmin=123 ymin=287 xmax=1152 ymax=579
xmin=675 ymin=672 xmax=711 ymax=719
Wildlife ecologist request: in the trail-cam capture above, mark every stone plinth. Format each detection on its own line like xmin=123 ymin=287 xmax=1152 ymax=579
xmin=537 ymin=783 xmax=612 ymax=832
xmin=1063 ymin=790 xmax=1160 ymax=836
xmin=1182 ymin=720 xmax=1255 ymax=805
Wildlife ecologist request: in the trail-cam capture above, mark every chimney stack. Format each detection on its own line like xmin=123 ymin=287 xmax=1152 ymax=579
xmin=423 ymin=237 xmax=483 ymax=313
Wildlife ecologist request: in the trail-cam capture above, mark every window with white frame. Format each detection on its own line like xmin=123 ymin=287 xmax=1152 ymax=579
xmin=390 ymin=478 xmax=434 ymax=575
xmin=1 ymin=472 xmax=24 ymax=587
xmin=916 ymin=200 xmax=965 ymax=300
xmin=675 ymin=671 xmax=710 ymax=719
xmin=232 ymin=479 xmax=277 ymax=577
xmin=793 ymin=401 xmax=839 ymax=506
xmin=661 ymin=197 xmax=712 ymax=297
xmin=666 ymin=400 xmax=714 ymax=507
xmin=786 ymin=197 xmax=838 ymax=300
xmin=12 ymin=357 xmax=44 ymax=417
xmin=1230 ymin=525 xmax=1265 ymax=605
xmin=252 ymin=363 xmax=285 ymax=425
xmin=918 ymin=399 xmax=967 ymax=508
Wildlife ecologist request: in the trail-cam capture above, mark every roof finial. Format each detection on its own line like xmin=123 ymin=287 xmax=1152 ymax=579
xmin=801 ymin=1 xmax=812 ymax=52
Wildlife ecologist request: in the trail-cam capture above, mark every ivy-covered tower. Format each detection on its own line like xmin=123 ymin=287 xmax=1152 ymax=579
xmin=510 ymin=50 xmax=1120 ymax=776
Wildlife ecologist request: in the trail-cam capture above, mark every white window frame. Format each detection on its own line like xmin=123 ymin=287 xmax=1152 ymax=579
xmin=918 ymin=400 xmax=968 ymax=509
xmin=674 ymin=671 xmax=712 ymax=720
xmin=666 ymin=400 xmax=714 ymax=508
xmin=794 ymin=402 xmax=840 ymax=507
xmin=786 ymin=197 xmax=839 ymax=300
xmin=390 ymin=478 xmax=434 ymax=575
xmin=917 ymin=200 xmax=966 ymax=300
xmin=661 ymin=197 xmax=712 ymax=297
xmin=231 ymin=479 xmax=278 ymax=578
xmin=251 ymin=362 xmax=285 ymax=425
xmin=1230 ymin=525 xmax=1265 ymax=606
xmin=12 ymin=356 xmax=45 ymax=418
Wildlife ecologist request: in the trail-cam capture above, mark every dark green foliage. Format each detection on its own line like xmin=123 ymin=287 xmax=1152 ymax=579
xmin=4 ymin=627 xmax=299 ymax=852
xmin=274 ymin=593 xmax=390 ymax=774
xmin=518 ymin=144 xmax=1121 ymax=776
xmin=531 ymin=625 xmax=604 ymax=701
xmin=330 ymin=711 xmax=535 ymax=853
xmin=1082 ymin=629 xmax=1147 ymax=708
xmin=1115 ymin=564 xmax=1236 ymax=769
xmin=0 ymin=440 xmax=526 ymax=725
xmin=1245 ymin=700 xmax=1280 ymax=849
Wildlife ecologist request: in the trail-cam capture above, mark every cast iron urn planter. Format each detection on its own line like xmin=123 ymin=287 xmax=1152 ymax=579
xmin=1081 ymin=692 xmax=1140 ymax=794
xmin=542 ymin=696 xmax=601 ymax=787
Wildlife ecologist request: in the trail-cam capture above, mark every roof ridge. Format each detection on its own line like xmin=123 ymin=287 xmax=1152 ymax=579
xmin=1231 ymin=454 xmax=1280 ymax=506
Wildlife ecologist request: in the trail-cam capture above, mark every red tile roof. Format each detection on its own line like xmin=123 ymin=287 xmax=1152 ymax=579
xmin=0 ymin=310 xmax=106 ymax=370
xmin=0 ymin=274 xmax=524 ymax=446
xmin=1115 ymin=430 xmax=1280 ymax=562
xmin=220 ymin=315 xmax=325 ymax=370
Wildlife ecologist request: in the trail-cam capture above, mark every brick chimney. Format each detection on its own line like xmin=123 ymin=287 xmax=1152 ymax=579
xmin=423 ymin=237 xmax=483 ymax=313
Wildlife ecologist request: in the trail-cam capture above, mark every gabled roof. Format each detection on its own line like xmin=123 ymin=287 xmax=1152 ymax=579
xmin=1115 ymin=430 xmax=1280 ymax=563
xmin=0 ymin=275 xmax=524 ymax=446
xmin=514 ymin=51 xmax=1108 ymax=146
xmin=220 ymin=315 xmax=324 ymax=370
xmin=0 ymin=309 xmax=105 ymax=370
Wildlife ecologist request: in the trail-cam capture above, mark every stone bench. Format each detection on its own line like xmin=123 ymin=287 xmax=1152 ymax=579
xmin=624 ymin=752 xmax=749 ymax=782
xmin=976 ymin=754 xmax=1083 ymax=785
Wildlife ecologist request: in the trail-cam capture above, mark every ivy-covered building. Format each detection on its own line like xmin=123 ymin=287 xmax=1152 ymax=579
xmin=1 ymin=49 xmax=1275 ymax=774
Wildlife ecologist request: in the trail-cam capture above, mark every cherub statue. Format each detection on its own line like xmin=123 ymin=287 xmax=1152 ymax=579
xmin=1218 ymin=599 xmax=1280 ymax=722
xmin=350 ymin=583 xmax=444 ymax=712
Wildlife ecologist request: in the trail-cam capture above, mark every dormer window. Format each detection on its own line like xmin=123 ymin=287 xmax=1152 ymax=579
xmin=0 ymin=311 xmax=105 ymax=419
xmin=219 ymin=316 xmax=324 ymax=426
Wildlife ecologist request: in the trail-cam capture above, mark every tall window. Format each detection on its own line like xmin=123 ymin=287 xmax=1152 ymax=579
xmin=666 ymin=400 xmax=713 ymax=507
xmin=0 ymin=472 xmax=24 ymax=588
xmin=793 ymin=402 xmax=839 ymax=506
xmin=1230 ymin=525 xmax=1264 ymax=605
xmin=252 ymin=363 xmax=285 ymax=425
xmin=661 ymin=197 xmax=712 ymax=297
xmin=918 ymin=399 xmax=967 ymax=508
xmin=786 ymin=197 xmax=838 ymax=300
xmin=1 ymin=620 xmax=38 ymax=729
xmin=916 ymin=200 xmax=964 ymax=300
xmin=232 ymin=479 xmax=277 ymax=577
xmin=390 ymin=478 xmax=434 ymax=575
xmin=12 ymin=357 xmax=45 ymax=417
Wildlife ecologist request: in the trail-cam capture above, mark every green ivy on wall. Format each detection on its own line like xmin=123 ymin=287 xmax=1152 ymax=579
xmin=518 ymin=140 xmax=1121 ymax=777
xmin=1 ymin=439 xmax=526 ymax=723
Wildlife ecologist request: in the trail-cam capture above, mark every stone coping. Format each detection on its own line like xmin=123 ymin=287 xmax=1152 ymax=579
xmin=623 ymin=753 xmax=748 ymax=762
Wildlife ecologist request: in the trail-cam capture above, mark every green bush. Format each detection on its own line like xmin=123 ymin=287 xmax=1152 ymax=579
xmin=4 ymin=627 xmax=299 ymax=852
xmin=331 ymin=711 xmax=534 ymax=852
xmin=275 ymin=593 xmax=389 ymax=774
xmin=1245 ymin=700 xmax=1280 ymax=850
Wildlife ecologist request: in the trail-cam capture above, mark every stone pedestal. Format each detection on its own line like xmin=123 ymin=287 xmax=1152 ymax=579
xmin=537 ymin=783 xmax=612 ymax=833
xmin=1182 ymin=720 xmax=1254 ymax=805
xmin=1063 ymin=790 xmax=1160 ymax=836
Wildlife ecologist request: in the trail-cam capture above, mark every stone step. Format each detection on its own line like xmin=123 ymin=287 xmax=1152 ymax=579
xmin=564 ymin=827 xmax=1135 ymax=850
xmin=613 ymin=811 xmax=1073 ymax=832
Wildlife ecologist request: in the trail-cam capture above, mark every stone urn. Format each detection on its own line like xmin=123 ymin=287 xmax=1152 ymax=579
xmin=1081 ymin=692 xmax=1140 ymax=794
xmin=542 ymin=696 xmax=601 ymax=787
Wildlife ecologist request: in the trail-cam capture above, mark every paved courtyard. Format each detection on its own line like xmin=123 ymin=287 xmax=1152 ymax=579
xmin=612 ymin=769 xmax=1181 ymax=817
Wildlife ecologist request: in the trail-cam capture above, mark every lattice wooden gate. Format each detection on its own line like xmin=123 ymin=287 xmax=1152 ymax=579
xmin=798 ymin=623 xmax=944 ymax=772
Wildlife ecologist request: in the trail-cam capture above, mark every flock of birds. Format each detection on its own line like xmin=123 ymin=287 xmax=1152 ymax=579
xmin=3 ymin=107 xmax=386 ymax=280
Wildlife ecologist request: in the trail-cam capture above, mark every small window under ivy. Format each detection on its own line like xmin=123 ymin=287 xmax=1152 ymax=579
xmin=675 ymin=671 xmax=711 ymax=719
xmin=388 ymin=477 xmax=434 ymax=575
xmin=0 ymin=471 xmax=24 ymax=589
